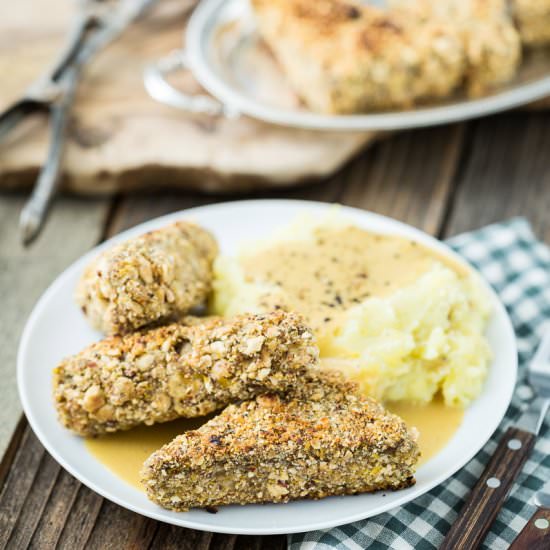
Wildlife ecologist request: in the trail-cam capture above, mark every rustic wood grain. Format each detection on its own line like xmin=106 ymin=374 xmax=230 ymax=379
xmin=55 ymin=484 xmax=103 ymax=549
xmin=255 ymin=536 xmax=288 ymax=550
xmin=509 ymin=507 xmax=550 ymax=550
xmin=272 ymin=124 xmax=465 ymax=233
xmin=234 ymin=536 xmax=265 ymax=550
xmin=0 ymin=194 xmax=109 ymax=459
xmin=6 ymin=451 xmax=61 ymax=550
xmin=209 ymin=533 xmax=238 ymax=550
xmin=440 ymin=427 xmax=536 ymax=550
xmin=0 ymin=417 xmax=26 ymax=490
xmin=85 ymin=500 xmax=159 ymax=550
xmin=337 ymin=125 xmax=465 ymax=234
xmin=444 ymin=112 xmax=550 ymax=242
xmin=0 ymin=425 xmax=46 ymax=549
xmin=148 ymin=524 xmax=212 ymax=550
xmin=29 ymin=464 xmax=84 ymax=549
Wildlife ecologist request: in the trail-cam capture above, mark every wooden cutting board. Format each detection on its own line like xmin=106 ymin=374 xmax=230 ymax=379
xmin=0 ymin=0 xmax=547 ymax=194
xmin=0 ymin=0 xmax=372 ymax=194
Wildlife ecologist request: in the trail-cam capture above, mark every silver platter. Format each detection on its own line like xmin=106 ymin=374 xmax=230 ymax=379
xmin=146 ymin=0 xmax=550 ymax=131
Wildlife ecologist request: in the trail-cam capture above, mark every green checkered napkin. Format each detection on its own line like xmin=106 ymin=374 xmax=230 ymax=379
xmin=289 ymin=218 xmax=550 ymax=550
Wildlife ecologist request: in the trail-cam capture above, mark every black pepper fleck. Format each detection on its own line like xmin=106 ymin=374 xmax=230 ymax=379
xmin=346 ymin=5 xmax=361 ymax=19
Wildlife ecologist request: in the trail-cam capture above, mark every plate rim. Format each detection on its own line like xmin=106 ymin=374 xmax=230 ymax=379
xmin=17 ymin=199 xmax=518 ymax=535
xmin=184 ymin=0 xmax=550 ymax=131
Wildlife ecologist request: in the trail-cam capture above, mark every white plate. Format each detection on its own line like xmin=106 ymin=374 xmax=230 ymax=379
xmin=146 ymin=0 xmax=550 ymax=131
xmin=18 ymin=200 xmax=517 ymax=535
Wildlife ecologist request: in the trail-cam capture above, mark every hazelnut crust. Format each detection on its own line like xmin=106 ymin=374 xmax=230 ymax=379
xmin=76 ymin=221 xmax=218 ymax=335
xmin=140 ymin=392 xmax=420 ymax=511
xmin=251 ymin=0 xmax=522 ymax=113
xmin=390 ymin=0 xmax=521 ymax=96
xmin=53 ymin=312 xmax=320 ymax=436
xmin=252 ymin=0 xmax=466 ymax=113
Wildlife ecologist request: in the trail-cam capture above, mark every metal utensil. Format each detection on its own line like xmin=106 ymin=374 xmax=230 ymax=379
xmin=18 ymin=64 xmax=83 ymax=246
xmin=441 ymin=329 xmax=550 ymax=550
xmin=0 ymin=0 xmax=158 ymax=245
xmin=509 ymin=481 xmax=550 ymax=550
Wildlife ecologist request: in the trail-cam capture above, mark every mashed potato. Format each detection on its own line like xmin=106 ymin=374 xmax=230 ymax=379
xmin=211 ymin=215 xmax=492 ymax=407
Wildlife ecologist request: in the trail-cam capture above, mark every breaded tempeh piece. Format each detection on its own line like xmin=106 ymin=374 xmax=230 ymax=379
xmin=53 ymin=312 xmax=319 ymax=436
xmin=252 ymin=0 xmax=465 ymax=113
xmin=76 ymin=221 xmax=218 ymax=335
xmin=141 ymin=393 xmax=420 ymax=511
xmin=391 ymin=0 xmax=521 ymax=96
xmin=511 ymin=0 xmax=550 ymax=46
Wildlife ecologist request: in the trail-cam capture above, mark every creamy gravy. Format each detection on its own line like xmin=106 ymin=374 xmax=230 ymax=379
xmin=239 ymin=226 xmax=464 ymax=335
xmin=85 ymin=416 xmax=211 ymax=489
xmin=388 ymin=399 xmax=464 ymax=466
xmin=85 ymin=401 xmax=463 ymax=489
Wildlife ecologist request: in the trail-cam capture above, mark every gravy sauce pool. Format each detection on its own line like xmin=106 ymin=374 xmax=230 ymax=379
xmin=85 ymin=417 xmax=211 ymax=489
xmin=85 ymin=401 xmax=463 ymax=489
xmin=388 ymin=399 xmax=464 ymax=467
xmin=239 ymin=226 xmax=467 ymax=335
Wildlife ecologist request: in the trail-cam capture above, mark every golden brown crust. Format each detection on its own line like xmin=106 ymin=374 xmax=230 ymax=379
xmin=76 ymin=221 xmax=218 ymax=335
xmin=391 ymin=0 xmax=521 ymax=96
xmin=252 ymin=0 xmax=466 ymax=113
xmin=251 ymin=0 xmax=522 ymax=112
xmin=141 ymin=393 xmax=420 ymax=511
xmin=53 ymin=312 xmax=320 ymax=436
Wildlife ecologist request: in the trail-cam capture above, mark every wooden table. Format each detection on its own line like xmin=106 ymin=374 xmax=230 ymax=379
xmin=0 ymin=110 xmax=549 ymax=549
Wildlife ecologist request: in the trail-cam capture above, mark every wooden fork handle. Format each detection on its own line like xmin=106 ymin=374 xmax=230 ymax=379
xmin=509 ymin=507 xmax=550 ymax=550
xmin=440 ymin=427 xmax=536 ymax=550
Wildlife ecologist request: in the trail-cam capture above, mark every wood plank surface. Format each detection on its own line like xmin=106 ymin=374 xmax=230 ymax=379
xmin=0 ymin=111 xmax=548 ymax=549
xmin=445 ymin=112 xmax=550 ymax=241
xmin=0 ymin=195 xmax=110 ymax=462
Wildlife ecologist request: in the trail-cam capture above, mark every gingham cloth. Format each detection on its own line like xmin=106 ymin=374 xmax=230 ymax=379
xmin=289 ymin=218 xmax=550 ymax=550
